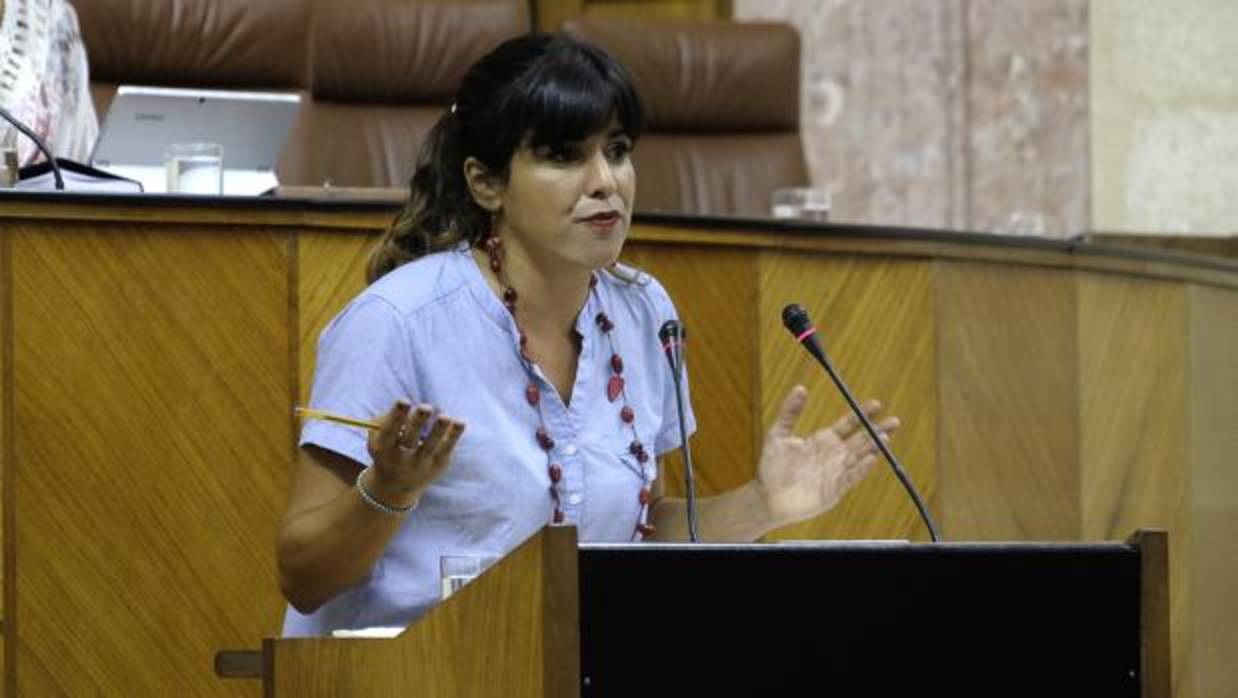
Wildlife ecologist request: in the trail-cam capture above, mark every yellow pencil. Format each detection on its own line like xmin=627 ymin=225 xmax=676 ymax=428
xmin=294 ymin=406 xmax=383 ymax=431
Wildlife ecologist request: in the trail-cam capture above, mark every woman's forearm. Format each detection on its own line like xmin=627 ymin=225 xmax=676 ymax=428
xmin=648 ymin=480 xmax=776 ymax=543
xmin=276 ymin=475 xmax=411 ymax=614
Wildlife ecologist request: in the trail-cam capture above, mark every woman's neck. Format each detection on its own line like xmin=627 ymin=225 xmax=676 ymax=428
xmin=471 ymin=243 xmax=592 ymax=340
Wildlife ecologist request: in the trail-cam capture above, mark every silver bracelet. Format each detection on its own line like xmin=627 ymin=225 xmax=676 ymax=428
xmin=355 ymin=469 xmax=418 ymax=517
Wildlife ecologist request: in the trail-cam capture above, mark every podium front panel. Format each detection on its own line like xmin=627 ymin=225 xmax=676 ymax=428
xmin=579 ymin=542 xmax=1141 ymax=696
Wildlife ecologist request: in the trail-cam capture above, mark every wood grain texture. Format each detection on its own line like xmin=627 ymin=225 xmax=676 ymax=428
xmin=9 ymin=223 xmax=291 ymax=696
xmin=1133 ymin=529 xmax=1172 ymax=698
xmin=631 ymin=222 xmax=1238 ymax=291
xmin=269 ymin=527 xmax=579 ymax=697
xmin=1186 ymin=283 xmax=1238 ymax=698
xmin=619 ymin=244 xmax=759 ymax=497
xmin=758 ymin=252 xmax=937 ymax=542
xmin=1 ymin=198 xmax=396 ymax=231
xmin=1078 ymin=273 xmax=1191 ymax=698
xmin=0 ymin=204 xmax=1235 ymax=695
xmin=7 ymin=199 xmax=1238 ymax=287
xmin=936 ymin=261 xmax=1080 ymax=540
xmin=1089 ymin=233 xmax=1238 ymax=262
xmin=1 ymin=228 xmax=9 ymax=690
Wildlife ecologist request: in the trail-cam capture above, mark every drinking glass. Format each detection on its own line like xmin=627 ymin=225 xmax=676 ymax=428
xmin=994 ymin=211 xmax=1047 ymax=236
xmin=440 ymin=554 xmax=499 ymax=600
xmin=771 ymin=186 xmax=831 ymax=222
xmin=164 ymin=142 xmax=224 ymax=194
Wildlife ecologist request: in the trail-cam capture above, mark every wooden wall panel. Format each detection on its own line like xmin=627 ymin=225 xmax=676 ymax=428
xmin=757 ymin=252 xmax=937 ymax=542
xmin=621 ymin=244 xmax=759 ymax=497
xmin=936 ymin=261 xmax=1080 ymax=540
xmin=0 ymin=230 xmax=8 ymax=688
xmin=2 ymin=203 xmax=1235 ymax=695
xmin=1187 ymin=283 xmax=1238 ymax=698
xmin=9 ymin=225 xmax=290 ymax=696
xmin=1078 ymin=274 xmax=1191 ymax=697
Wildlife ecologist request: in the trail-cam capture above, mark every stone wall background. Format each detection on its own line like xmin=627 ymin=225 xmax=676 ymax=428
xmin=734 ymin=0 xmax=1089 ymax=238
xmin=734 ymin=0 xmax=1238 ymax=239
xmin=1090 ymin=0 xmax=1238 ymax=236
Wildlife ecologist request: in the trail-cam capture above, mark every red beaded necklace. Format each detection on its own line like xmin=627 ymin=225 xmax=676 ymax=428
xmin=482 ymin=236 xmax=655 ymax=540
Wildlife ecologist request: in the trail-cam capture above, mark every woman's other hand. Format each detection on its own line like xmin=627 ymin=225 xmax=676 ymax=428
xmin=755 ymin=386 xmax=899 ymax=529
xmin=363 ymin=401 xmax=466 ymax=508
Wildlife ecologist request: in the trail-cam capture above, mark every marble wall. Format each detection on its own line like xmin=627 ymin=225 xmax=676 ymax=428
xmin=1091 ymin=0 xmax=1238 ymax=236
xmin=734 ymin=0 xmax=1090 ymax=238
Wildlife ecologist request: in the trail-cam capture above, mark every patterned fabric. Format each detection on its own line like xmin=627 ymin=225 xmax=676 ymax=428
xmin=0 ymin=0 xmax=98 ymax=165
xmin=283 ymin=247 xmax=696 ymax=636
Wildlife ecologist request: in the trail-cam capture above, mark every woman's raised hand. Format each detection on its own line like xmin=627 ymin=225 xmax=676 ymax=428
xmin=755 ymin=386 xmax=899 ymax=529
xmin=364 ymin=401 xmax=466 ymax=508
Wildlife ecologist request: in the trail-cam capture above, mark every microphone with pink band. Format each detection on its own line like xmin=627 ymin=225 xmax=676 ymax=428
xmin=658 ymin=319 xmax=699 ymax=542
xmin=781 ymin=303 xmax=941 ymax=542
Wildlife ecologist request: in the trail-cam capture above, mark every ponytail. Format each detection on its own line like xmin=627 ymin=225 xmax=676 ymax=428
xmin=366 ymin=114 xmax=493 ymax=284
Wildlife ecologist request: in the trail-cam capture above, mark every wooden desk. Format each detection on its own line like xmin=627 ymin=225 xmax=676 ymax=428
xmin=1 ymin=193 xmax=1234 ymax=696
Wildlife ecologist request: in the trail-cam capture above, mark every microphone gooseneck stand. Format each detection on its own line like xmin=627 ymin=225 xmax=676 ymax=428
xmin=782 ymin=304 xmax=942 ymax=542
xmin=658 ymin=320 xmax=699 ymax=542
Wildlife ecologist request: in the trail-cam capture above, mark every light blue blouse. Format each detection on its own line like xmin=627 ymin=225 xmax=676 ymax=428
xmin=282 ymin=247 xmax=695 ymax=636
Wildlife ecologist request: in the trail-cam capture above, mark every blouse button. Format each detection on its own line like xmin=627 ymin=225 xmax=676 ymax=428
xmin=562 ymin=444 xmax=578 ymax=456
xmin=568 ymin=493 xmax=583 ymax=505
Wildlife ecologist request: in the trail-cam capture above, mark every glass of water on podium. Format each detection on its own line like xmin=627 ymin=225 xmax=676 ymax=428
xmin=440 ymin=554 xmax=499 ymax=600
xmin=165 ymin=142 xmax=224 ymax=194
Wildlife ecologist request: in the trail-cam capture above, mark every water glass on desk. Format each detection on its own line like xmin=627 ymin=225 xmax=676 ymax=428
xmin=165 ymin=142 xmax=224 ymax=194
xmin=771 ymin=186 xmax=831 ymax=222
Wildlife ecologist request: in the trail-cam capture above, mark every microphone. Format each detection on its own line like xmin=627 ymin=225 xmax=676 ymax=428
xmin=658 ymin=319 xmax=699 ymax=542
xmin=657 ymin=319 xmax=687 ymax=374
xmin=781 ymin=304 xmax=942 ymax=542
xmin=0 ymin=104 xmax=65 ymax=190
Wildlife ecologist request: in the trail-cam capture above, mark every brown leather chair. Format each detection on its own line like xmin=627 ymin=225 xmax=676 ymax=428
xmin=76 ymin=1 xmax=801 ymax=206
xmin=563 ymin=17 xmax=809 ymax=216
xmin=75 ymin=0 xmax=530 ymax=188
xmin=283 ymin=0 xmax=529 ymax=187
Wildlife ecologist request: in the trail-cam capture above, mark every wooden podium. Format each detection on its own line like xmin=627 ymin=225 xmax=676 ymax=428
xmin=219 ymin=527 xmax=1169 ymax=697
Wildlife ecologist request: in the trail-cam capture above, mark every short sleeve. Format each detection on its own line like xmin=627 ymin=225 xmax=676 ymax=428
xmin=299 ymin=295 xmax=419 ymax=467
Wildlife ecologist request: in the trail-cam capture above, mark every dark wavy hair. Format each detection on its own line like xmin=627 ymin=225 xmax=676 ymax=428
xmin=366 ymin=33 xmax=644 ymax=283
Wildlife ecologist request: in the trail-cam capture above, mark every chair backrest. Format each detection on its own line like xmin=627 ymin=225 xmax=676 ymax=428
xmin=564 ymin=17 xmax=808 ymax=216
xmin=283 ymin=0 xmax=529 ymax=187
xmin=76 ymin=0 xmax=530 ymax=188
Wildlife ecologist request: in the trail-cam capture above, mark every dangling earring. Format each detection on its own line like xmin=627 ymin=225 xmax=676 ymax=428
xmin=483 ymin=233 xmax=502 ymax=273
xmin=482 ymin=209 xmax=502 ymax=273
